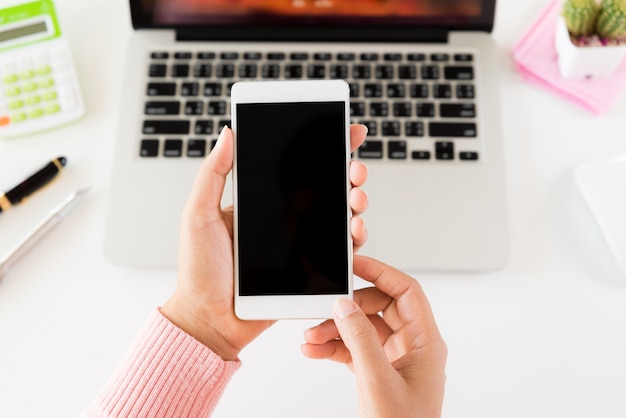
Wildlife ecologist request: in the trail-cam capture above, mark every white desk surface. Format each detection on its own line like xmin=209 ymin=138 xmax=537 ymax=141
xmin=1 ymin=0 xmax=625 ymax=417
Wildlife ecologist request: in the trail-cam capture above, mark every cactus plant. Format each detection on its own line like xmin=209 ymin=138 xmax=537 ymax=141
xmin=562 ymin=0 xmax=599 ymax=36
xmin=596 ymin=0 xmax=626 ymax=38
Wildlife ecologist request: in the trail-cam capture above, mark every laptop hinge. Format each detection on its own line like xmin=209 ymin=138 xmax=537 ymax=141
xmin=176 ymin=27 xmax=449 ymax=43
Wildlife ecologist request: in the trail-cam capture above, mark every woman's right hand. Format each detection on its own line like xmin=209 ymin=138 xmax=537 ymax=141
xmin=302 ymin=255 xmax=447 ymax=418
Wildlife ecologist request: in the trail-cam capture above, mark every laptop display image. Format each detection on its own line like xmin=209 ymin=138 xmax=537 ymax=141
xmin=104 ymin=0 xmax=508 ymax=271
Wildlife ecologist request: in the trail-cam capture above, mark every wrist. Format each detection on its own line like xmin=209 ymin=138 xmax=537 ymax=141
xmin=160 ymin=299 xmax=240 ymax=361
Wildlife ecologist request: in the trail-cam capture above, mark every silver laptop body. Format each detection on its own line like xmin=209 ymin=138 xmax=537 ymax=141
xmin=104 ymin=1 xmax=508 ymax=272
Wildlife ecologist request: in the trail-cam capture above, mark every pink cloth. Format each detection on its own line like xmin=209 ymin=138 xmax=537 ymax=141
xmin=82 ymin=309 xmax=240 ymax=418
xmin=512 ymin=0 xmax=626 ymax=115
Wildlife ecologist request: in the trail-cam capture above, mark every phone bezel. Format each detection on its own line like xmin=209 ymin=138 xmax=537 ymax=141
xmin=231 ymin=80 xmax=352 ymax=320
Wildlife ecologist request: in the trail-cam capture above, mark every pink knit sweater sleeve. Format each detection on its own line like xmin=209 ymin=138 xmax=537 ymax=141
xmin=81 ymin=309 xmax=240 ymax=418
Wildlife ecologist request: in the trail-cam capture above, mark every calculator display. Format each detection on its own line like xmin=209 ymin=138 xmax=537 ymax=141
xmin=0 ymin=21 xmax=49 ymax=44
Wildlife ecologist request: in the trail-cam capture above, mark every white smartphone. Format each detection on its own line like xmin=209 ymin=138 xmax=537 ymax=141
xmin=231 ymin=79 xmax=352 ymax=320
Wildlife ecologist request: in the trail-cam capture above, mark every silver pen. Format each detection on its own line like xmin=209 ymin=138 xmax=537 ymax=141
xmin=0 ymin=188 xmax=88 ymax=280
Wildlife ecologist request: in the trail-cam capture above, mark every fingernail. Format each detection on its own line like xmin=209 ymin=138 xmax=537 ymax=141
xmin=334 ymin=298 xmax=357 ymax=320
xmin=217 ymin=125 xmax=229 ymax=141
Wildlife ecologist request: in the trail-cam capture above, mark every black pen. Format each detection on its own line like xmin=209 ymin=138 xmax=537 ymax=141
xmin=0 ymin=156 xmax=67 ymax=214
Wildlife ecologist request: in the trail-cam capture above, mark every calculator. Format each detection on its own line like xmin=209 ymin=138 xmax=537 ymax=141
xmin=0 ymin=0 xmax=84 ymax=138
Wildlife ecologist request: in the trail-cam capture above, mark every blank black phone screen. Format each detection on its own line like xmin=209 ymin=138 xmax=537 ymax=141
xmin=236 ymin=101 xmax=349 ymax=296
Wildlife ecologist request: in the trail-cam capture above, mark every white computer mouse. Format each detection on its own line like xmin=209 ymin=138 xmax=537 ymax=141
xmin=574 ymin=155 xmax=626 ymax=277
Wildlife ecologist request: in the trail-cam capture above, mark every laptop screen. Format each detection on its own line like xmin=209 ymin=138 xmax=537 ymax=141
xmin=131 ymin=0 xmax=495 ymax=32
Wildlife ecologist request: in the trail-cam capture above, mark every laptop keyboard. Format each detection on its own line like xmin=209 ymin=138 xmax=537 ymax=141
xmin=140 ymin=48 xmax=480 ymax=162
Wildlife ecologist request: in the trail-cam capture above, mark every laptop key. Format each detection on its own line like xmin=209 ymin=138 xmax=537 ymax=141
xmin=207 ymin=101 xmax=227 ymax=115
xmin=353 ymin=65 xmax=371 ymax=79
xmin=150 ymin=52 xmax=169 ymax=60
xmin=435 ymin=141 xmax=454 ymax=160
xmin=388 ymin=141 xmax=407 ymax=159
xmin=431 ymin=53 xmax=449 ymax=62
xmin=369 ymin=102 xmax=388 ymax=117
xmin=387 ymin=83 xmax=406 ymax=98
xmin=144 ymin=101 xmax=180 ymax=115
xmin=139 ymin=139 xmax=159 ymax=157
xmin=440 ymin=103 xmax=476 ymax=118
xmin=433 ymin=84 xmax=452 ymax=99
xmin=195 ymin=120 xmax=214 ymax=135
xmin=375 ymin=65 xmax=394 ymax=79
xmin=459 ymin=151 xmax=479 ymax=160
xmin=147 ymin=82 xmax=176 ymax=96
xmin=359 ymin=120 xmax=377 ymax=136
xmin=337 ymin=53 xmax=355 ymax=61
xmin=349 ymin=83 xmax=360 ymax=98
xmin=171 ymin=64 xmax=190 ymax=77
xmin=193 ymin=63 xmax=212 ymax=78
xmin=187 ymin=139 xmax=207 ymax=157
xmin=244 ymin=52 xmax=262 ymax=60
xmin=456 ymin=84 xmax=475 ymax=99
xmin=382 ymin=121 xmax=401 ymax=136
xmin=417 ymin=102 xmax=435 ymax=117
xmin=405 ymin=121 xmax=424 ymax=137
xmin=314 ymin=53 xmax=332 ymax=61
xmin=239 ymin=64 xmax=258 ymax=78
xmin=220 ymin=52 xmax=239 ymax=60
xmin=410 ymin=83 xmax=429 ymax=98
xmin=429 ymin=122 xmax=477 ymax=137
xmin=267 ymin=52 xmax=285 ymax=60
xmin=181 ymin=82 xmax=199 ymax=96
xmin=393 ymin=102 xmax=412 ymax=117
xmin=421 ymin=65 xmax=440 ymax=80
xmin=174 ymin=52 xmax=192 ymax=60
xmin=290 ymin=52 xmax=309 ymax=60
xmin=197 ymin=52 xmax=216 ymax=60
xmin=262 ymin=64 xmax=281 ymax=78
xmin=444 ymin=66 xmax=474 ymax=80
xmin=164 ymin=139 xmax=183 ymax=157
xmin=284 ymin=64 xmax=303 ymax=78
xmin=350 ymin=102 xmax=365 ymax=117
xmin=148 ymin=64 xmax=166 ymax=77
xmin=329 ymin=64 xmax=348 ymax=79
xmin=398 ymin=65 xmax=417 ymax=80
xmin=142 ymin=120 xmax=190 ymax=135
xmin=185 ymin=101 xmax=204 ymax=115
xmin=203 ymin=82 xmax=222 ymax=96
xmin=307 ymin=64 xmax=326 ymax=79
xmin=412 ymin=150 xmax=431 ymax=160
xmin=384 ymin=53 xmax=402 ymax=61
xmin=358 ymin=140 xmax=383 ymax=159
xmin=364 ymin=83 xmax=382 ymax=98
xmin=360 ymin=53 xmax=379 ymax=61
xmin=454 ymin=53 xmax=473 ymax=62
xmin=216 ymin=63 xmax=234 ymax=78
xmin=407 ymin=53 xmax=426 ymax=61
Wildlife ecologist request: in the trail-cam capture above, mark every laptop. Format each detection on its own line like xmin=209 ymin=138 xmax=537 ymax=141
xmin=104 ymin=0 xmax=509 ymax=272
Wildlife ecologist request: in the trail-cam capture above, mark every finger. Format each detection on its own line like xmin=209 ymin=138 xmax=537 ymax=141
xmin=349 ymin=124 xmax=368 ymax=152
xmin=351 ymin=216 xmax=367 ymax=252
xmin=354 ymin=255 xmax=439 ymax=332
xmin=353 ymin=286 xmax=393 ymax=316
xmin=350 ymin=187 xmax=368 ymax=215
xmin=333 ymin=298 xmax=393 ymax=379
xmin=350 ymin=160 xmax=368 ymax=188
xmin=301 ymin=340 xmax=352 ymax=365
xmin=185 ymin=127 xmax=233 ymax=220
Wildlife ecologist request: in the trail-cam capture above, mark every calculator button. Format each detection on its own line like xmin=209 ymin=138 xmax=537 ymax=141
xmin=29 ymin=108 xmax=44 ymax=118
xmin=3 ymin=74 xmax=18 ymax=84
xmin=45 ymin=104 xmax=61 ymax=114
xmin=39 ymin=78 xmax=54 ymax=88
xmin=9 ymin=100 xmax=24 ymax=110
xmin=37 ymin=66 xmax=52 ymax=75
xmin=20 ymin=70 xmax=36 ymax=80
xmin=23 ymin=83 xmax=38 ymax=93
xmin=26 ymin=96 xmax=41 ymax=105
xmin=42 ymin=91 xmax=57 ymax=101
xmin=11 ymin=112 xmax=27 ymax=123
xmin=5 ymin=86 xmax=21 ymax=97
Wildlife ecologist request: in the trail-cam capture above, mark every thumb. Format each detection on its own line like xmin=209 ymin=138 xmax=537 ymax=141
xmin=334 ymin=298 xmax=390 ymax=378
xmin=185 ymin=126 xmax=233 ymax=218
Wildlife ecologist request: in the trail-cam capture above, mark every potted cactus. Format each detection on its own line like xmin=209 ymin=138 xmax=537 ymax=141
xmin=555 ymin=0 xmax=626 ymax=78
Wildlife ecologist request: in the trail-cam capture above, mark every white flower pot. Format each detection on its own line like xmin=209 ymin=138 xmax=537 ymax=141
xmin=554 ymin=17 xmax=626 ymax=79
